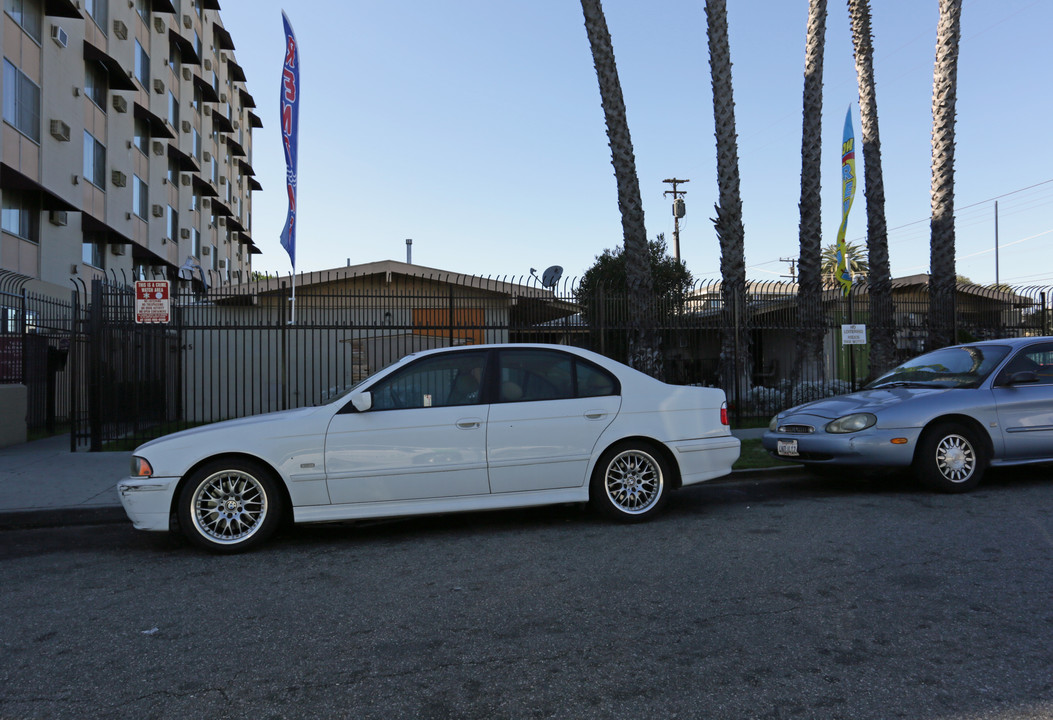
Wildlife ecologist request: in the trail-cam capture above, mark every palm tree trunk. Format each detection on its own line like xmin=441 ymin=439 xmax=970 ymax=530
xmin=580 ymin=0 xmax=662 ymax=378
xmin=706 ymin=0 xmax=749 ymax=398
xmin=847 ymin=0 xmax=896 ymax=378
xmin=795 ymin=0 xmax=827 ymax=385
xmin=928 ymin=0 xmax=963 ymax=350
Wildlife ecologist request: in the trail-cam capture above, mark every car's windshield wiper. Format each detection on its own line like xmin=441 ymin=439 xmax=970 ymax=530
xmin=868 ymin=380 xmax=949 ymax=389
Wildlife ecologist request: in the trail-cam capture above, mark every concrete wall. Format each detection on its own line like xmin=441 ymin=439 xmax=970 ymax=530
xmin=0 ymin=385 xmax=27 ymax=447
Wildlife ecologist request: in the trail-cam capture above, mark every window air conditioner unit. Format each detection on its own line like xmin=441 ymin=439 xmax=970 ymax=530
xmin=219 ymin=176 xmax=226 ymax=185
xmin=152 ymin=204 xmax=164 ymax=218
xmin=181 ymin=120 xmax=192 ymax=133
xmin=218 ymin=217 xmax=225 ymax=226
xmin=203 ymin=59 xmax=212 ymax=71
xmin=182 ymin=67 xmax=192 ymax=81
xmin=154 ymin=17 xmax=165 ymax=33
xmin=51 ymin=25 xmax=69 ymax=48
xmin=49 ymin=119 xmax=71 ymax=142
xmin=202 ymin=246 xmax=210 ymax=255
xmin=202 ymin=198 xmax=211 ymax=208
xmin=219 ymin=93 xmax=226 ymax=103
xmin=218 ymin=258 xmax=228 ymax=269
xmin=152 ymin=141 xmax=164 ymax=156
xmin=183 ymin=14 xmax=192 ymax=29
xmin=180 ymin=175 xmax=191 ymax=186
xmin=111 ymin=244 xmax=126 ymax=256
xmin=113 ymin=20 xmax=128 ymax=39
xmin=202 ymin=151 xmax=211 ymax=161
xmin=111 ymin=170 xmax=127 ymax=187
xmin=49 ymin=210 xmax=68 ymax=226
xmin=112 ymin=95 xmax=128 ymax=113
xmin=153 ymin=79 xmax=165 ymax=94
xmin=232 ymin=120 xmax=239 ymax=130
xmin=202 ymin=105 xmax=211 ymax=116
xmin=181 ymin=228 xmax=191 ymax=239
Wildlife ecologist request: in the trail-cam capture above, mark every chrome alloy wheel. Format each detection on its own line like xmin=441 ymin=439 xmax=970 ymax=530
xmin=604 ymin=449 xmax=664 ymax=515
xmin=190 ymin=470 xmax=269 ymax=544
xmin=934 ymin=433 xmax=976 ymax=484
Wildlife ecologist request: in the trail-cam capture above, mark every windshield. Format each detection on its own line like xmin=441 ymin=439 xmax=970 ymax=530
xmin=866 ymin=344 xmax=1011 ymax=390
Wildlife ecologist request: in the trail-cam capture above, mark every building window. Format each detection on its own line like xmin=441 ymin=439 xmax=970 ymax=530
xmin=191 ymin=126 xmax=200 ymax=159
xmin=134 ymin=0 xmax=149 ymax=24
xmin=167 ymin=156 xmax=179 ymax=184
xmin=82 ymin=240 xmax=104 ymax=268
xmin=192 ymin=82 xmax=201 ymax=113
xmin=1 ymin=190 xmax=39 ymax=241
xmin=5 ymin=0 xmax=42 ymax=43
xmin=84 ymin=0 xmax=107 ymax=33
xmin=82 ymin=131 xmax=105 ymax=187
xmin=133 ymin=175 xmax=148 ymax=219
xmin=169 ymin=44 xmax=181 ymax=74
xmin=134 ymin=39 xmax=150 ymax=88
xmin=193 ymin=29 xmax=202 ymax=59
xmin=210 ymin=156 xmax=217 ymax=183
xmin=190 ymin=192 xmax=199 ymax=212
xmin=133 ymin=117 xmax=149 ymax=154
xmin=167 ymin=90 xmax=179 ymax=129
xmin=167 ymin=205 xmax=178 ymax=241
xmin=191 ymin=227 xmax=201 ymax=257
xmin=3 ymin=60 xmax=41 ymax=143
xmin=85 ymin=61 xmax=107 ymax=109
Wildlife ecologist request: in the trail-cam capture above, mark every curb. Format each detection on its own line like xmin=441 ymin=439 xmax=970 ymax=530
xmin=0 ymin=467 xmax=808 ymax=532
xmin=0 ymin=505 xmax=128 ymax=531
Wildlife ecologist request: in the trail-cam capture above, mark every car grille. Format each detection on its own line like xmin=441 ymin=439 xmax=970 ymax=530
xmin=778 ymin=424 xmax=815 ymax=434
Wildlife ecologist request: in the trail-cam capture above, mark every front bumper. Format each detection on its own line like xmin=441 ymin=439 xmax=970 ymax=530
xmin=761 ymin=427 xmax=922 ymax=468
xmin=116 ymin=477 xmax=179 ymax=531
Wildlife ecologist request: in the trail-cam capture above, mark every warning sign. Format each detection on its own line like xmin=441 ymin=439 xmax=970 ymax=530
xmin=135 ymin=280 xmax=171 ymax=324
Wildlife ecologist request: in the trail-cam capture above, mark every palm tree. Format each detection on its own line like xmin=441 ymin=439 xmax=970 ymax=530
xmin=579 ymin=0 xmax=662 ymax=378
xmin=795 ymin=0 xmax=828 ymax=383
xmin=821 ymin=241 xmax=869 ymax=283
xmin=847 ymin=0 xmax=896 ymax=378
xmin=705 ymin=0 xmax=749 ymax=395
xmin=928 ymin=0 xmax=963 ymax=350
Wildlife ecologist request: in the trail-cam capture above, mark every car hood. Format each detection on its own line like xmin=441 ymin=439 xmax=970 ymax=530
xmin=784 ymin=387 xmax=949 ymax=420
xmin=134 ymin=405 xmax=326 ymax=452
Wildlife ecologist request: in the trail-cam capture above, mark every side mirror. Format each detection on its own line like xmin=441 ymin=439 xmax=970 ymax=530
xmin=1007 ymin=370 xmax=1038 ymax=385
xmin=350 ymin=391 xmax=372 ymax=412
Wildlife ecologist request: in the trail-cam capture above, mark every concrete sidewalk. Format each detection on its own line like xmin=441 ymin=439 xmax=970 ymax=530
xmin=0 ymin=428 xmax=770 ymax=530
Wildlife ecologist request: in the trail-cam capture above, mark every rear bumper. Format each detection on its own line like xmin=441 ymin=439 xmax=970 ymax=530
xmin=673 ymin=436 xmax=741 ymax=486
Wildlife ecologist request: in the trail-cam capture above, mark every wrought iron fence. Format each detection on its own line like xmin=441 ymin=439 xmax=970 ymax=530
xmin=27 ymin=271 xmax=1053 ymax=449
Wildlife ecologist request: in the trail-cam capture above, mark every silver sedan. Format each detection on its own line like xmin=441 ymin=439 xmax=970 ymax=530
xmin=763 ymin=337 xmax=1053 ymax=492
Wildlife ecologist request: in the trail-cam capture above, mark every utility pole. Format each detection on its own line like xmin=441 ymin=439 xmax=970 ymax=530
xmin=779 ymin=257 xmax=797 ymax=281
xmin=663 ymin=178 xmax=689 ymax=262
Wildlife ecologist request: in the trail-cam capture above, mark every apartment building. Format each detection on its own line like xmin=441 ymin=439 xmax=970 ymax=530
xmin=1 ymin=0 xmax=261 ymax=297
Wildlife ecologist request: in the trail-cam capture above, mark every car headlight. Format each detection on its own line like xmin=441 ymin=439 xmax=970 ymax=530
xmin=768 ymin=415 xmax=779 ymax=432
xmin=826 ymin=413 xmax=877 ymax=434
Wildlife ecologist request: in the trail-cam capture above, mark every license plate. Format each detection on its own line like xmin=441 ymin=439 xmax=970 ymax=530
xmin=777 ymin=439 xmax=799 ymax=457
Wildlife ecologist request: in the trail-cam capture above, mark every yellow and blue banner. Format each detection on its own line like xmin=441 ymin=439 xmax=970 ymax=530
xmin=279 ymin=11 xmax=299 ymax=269
xmin=835 ymin=108 xmax=857 ymax=295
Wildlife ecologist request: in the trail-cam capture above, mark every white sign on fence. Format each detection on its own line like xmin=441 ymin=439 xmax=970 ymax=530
xmin=841 ymin=324 xmax=867 ymax=345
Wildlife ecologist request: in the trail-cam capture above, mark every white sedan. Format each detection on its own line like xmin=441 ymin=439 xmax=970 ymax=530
xmin=118 ymin=344 xmax=740 ymax=552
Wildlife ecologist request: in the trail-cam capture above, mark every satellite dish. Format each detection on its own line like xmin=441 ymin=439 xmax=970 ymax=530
xmin=541 ymin=265 xmax=563 ymax=289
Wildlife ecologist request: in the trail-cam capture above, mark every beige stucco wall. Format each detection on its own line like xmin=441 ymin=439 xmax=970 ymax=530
xmin=0 ymin=385 xmax=28 ymax=447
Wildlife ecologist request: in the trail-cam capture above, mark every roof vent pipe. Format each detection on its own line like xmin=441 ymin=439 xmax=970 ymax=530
xmin=406 ymin=238 xmax=413 ymax=264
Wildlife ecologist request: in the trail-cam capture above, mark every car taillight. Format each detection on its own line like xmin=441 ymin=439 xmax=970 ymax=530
xmin=720 ymin=401 xmax=729 ymax=426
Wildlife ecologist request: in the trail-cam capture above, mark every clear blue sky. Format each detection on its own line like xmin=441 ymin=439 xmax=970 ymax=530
xmin=221 ymin=0 xmax=1052 ymax=287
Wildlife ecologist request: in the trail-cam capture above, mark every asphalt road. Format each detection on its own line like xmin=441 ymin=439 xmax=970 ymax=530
xmin=2 ymin=468 xmax=1052 ymax=719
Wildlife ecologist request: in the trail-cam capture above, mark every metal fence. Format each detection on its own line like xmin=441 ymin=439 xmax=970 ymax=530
xmin=5 ymin=270 xmax=1050 ymax=450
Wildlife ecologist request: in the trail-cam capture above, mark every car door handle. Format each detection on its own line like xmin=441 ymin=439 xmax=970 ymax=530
xmin=584 ymin=411 xmax=607 ymax=420
xmin=457 ymin=419 xmax=482 ymax=429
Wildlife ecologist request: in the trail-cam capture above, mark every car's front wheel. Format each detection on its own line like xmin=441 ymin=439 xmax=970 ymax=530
xmin=177 ymin=458 xmax=284 ymax=552
xmin=913 ymin=422 xmax=986 ymax=493
xmin=590 ymin=442 xmax=671 ymax=521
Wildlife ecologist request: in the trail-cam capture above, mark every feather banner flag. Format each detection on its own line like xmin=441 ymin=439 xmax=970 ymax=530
xmin=835 ymin=108 xmax=857 ymax=295
xmin=279 ymin=11 xmax=299 ymax=270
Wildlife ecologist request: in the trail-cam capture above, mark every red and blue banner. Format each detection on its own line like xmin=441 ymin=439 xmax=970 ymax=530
xmin=835 ymin=107 xmax=857 ymax=295
xmin=279 ymin=11 xmax=299 ymax=269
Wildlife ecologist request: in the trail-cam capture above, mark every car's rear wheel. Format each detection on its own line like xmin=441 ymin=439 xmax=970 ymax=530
xmin=913 ymin=422 xmax=986 ymax=493
xmin=177 ymin=459 xmax=284 ymax=552
xmin=590 ymin=442 xmax=670 ymax=521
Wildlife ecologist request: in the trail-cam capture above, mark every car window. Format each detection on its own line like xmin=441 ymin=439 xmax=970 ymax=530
xmin=497 ymin=349 xmax=618 ymax=402
xmin=995 ymin=342 xmax=1053 ymax=385
xmin=369 ymin=352 xmax=487 ymax=410
xmin=867 ymin=344 xmax=1011 ymax=389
